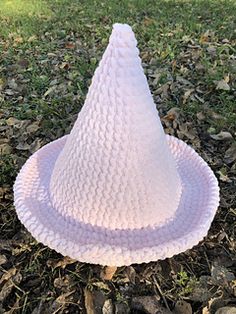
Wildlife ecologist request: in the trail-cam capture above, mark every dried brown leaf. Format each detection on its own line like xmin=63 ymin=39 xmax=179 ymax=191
xmin=0 ymin=268 xmax=17 ymax=284
xmin=26 ymin=121 xmax=40 ymax=134
xmin=183 ymin=89 xmax=194 ymax=104
xmin=16 ymin=142 xmax=31 ymax=150
xmin=65 ymin=42 xmax=76 ymax=49
xmin=178 ymin=123 xmax=198 ymax=141
xmin=210 ymin=131 xmax=233 ymax=141
xmin=92 ymin=281 xmax=111 ymax=292
xmin=102 ymin=299 xmax=113 ymax=314
xmin=199 ymin=30 xmax=213 ymax=44
xmin=30 ymin=138 xmax=43 ymax=153
xmin=0 ymin=255 xmax=7 ymax=266
xmin=47 ymin=256 xmax=76 ymax=269
xmin=224 ymin=142 xmax=236 ymax=164
xmin=56 ymin=290 xmax=75 ymax=304
xmin=44 ymin=86 xmax=57 ymax=97
xmin=217 ymin=168 xmax=232 ymax=183
xmin=5 ymin=89 xmax=15 ymax=96
xmin=207 ymin=46 xmax=217 ymax=56
xmin=6 ymin=117 xmax=20 ymax=126
xmin=216 ymin=80 xmax=230 ymax=91
xmin=163 ymin=107 xmax=180 ymax=121
xmin=0 ymin=143 xmax=12 ymax=154
xmin=84 ymin=288 xmax=95 ymax=314
xmin=0 ymin=271 xmax=22 ymax=302
xmin=196 ymin=112 xmax=205 ymax=121
xmin=100 ymin=266 xmax=117 ymax=280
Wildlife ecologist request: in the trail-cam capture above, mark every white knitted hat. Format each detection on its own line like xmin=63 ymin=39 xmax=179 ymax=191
xmin=14 ymin=23 xmax=219 ymax=266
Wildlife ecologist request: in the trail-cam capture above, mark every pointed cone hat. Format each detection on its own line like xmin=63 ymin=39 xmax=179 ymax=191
xmin=14 ymin=24 xmax=219 ymax=266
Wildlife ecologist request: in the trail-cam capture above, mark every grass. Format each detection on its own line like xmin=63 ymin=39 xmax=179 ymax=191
xmin=0 ymin=0 xmax=235 ymax=129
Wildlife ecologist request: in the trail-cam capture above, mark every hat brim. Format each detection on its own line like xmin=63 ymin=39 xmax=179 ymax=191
xmin=14 ymin=135 xmax=219 ymax=266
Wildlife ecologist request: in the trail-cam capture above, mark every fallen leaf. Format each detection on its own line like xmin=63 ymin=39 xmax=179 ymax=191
xmin=143 ymin=17 xmax=155 ymax=26
xmin=28 ymin=35 xmax=37 ymax=42
xmin=59 ymin=62 xmax=70 ymax=70
xmin=12 ymin=243 xmax=32 ymax=255
xmin=183 ymin=89 xmax=194 ymax=104
xmin=14 ymin=36 xmax=23 ymax=44
xmin=84 ymin=288 xmax=95 ymax=314
xmin=178 ymin=123 xmax=198 ymax=141
xmin=222 ymin=38 xmax=230 ymax=44
xmin=207 ymin=46 xmax=217 ymax=56
xmin=202 ymin=296 xmax=226 ymax=314
xmin=200 ymin=30 xmax=211 ymax=44
xmin=217 ymin=168 xmax=232 ymax=183
xmin=0 ymin=143 xmax=12 ymax=154
xmin=44 ymin=86 xmax=57 ymax=97
xmin=176 ymin=76 xmax=193 ymax=86
xmin=54 ymin=276 xmax=70 ymax=289
xmin=65 ymin=42 xmax=76 ymax=49
xmin=207 ymin=127 xmax=216 ymax=135
xmin=196 ymin=112 xmax=205 ymax=121
xmin=210 ymin=131 xmax=233 ymax=141
xmin=26 ymin=121 xmax=40 ymax=134
xmin=6 ymin=117 xmax=20 ymax=126
xmin=5 ymin=89 xmax=15 ymax=96
xmin=224 ymin=142 xmax=236 ymax=164
xmin=0 ymin=255 xmax=7 ymax=265
xmin=210 ymin=111 xmax=226 ymax=120
xmin=102 ymin=299 xmax=113 ymax=314
xmin=0 ymin=271 xmax=22 ymax=302
xmin=100 ymin=266 xmax=117 ymax=280
xmin=8 ymin=79 xmax=18 ymax=90
xmin=0 ymin=268 xmax=17 ymax=284
xmin=29 ymin=138 xmax=43 ymax=153
xmin=163 ymin=107 xmax=180 ymax=121
xmin=16 ymin=142 xmax=31 ymax=150
xmin=224 ymin=74 xmax=230 ymax=83
xmin=0 ymin=78 xmax=5 ymax=91
xmin=199 ymin=29 xmax=214 ymax=44
xmin=124 ymin=266 xmax=136 ymax=284
xmin=47 ymin=256 xmax=76 ymax=269
xmin=92 ymin=281 xmax=111 ymax=292
xmin=216 ymin=80 xmax=230 ymax=91
xmin=55 ymin=290 xmax=75 ymax=304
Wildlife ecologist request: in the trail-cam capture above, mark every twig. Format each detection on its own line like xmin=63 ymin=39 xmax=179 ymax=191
xmin=152 ymin=275 xmax=170 ymax=311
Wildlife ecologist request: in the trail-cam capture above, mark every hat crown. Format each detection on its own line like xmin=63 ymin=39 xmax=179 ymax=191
xmin=49 ymin=23 xmax=182 ymax=230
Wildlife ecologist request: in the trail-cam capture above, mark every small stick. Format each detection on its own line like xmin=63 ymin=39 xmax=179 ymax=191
xmin=152 ymin=275 xmax=170 ymax=311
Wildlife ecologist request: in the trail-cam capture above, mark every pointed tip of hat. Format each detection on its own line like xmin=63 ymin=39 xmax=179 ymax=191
xmin=112 ymin=23 xmax=133 ymax=33
xmin=110 ymin=23 xmax=137 ymax=47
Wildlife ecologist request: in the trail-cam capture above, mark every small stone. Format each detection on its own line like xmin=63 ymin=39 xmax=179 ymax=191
xmin=215 ymin=307 xmax=236 ymax=314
